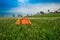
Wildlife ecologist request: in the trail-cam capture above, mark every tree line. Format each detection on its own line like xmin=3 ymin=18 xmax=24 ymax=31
xmin=39 ymin=8 xmax=60 ymax=14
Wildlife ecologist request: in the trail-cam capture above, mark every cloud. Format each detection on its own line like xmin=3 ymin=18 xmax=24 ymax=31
xmin=18 ymin=0 xmax=29 ymax=3
xmin=7 ymin=3 xmax=60 ymax=16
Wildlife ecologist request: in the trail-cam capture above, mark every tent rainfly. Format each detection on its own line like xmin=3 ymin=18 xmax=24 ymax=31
xmin=16 ymin=17 xmax=31 ymax=25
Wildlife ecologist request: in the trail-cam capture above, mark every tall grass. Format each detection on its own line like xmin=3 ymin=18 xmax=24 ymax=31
xmin=0 ymin=18 xmax=60 ymax=40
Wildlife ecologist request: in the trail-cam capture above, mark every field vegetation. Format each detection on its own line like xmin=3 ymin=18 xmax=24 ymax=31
xmin=0 ymin=13 xmax=60 ymax=40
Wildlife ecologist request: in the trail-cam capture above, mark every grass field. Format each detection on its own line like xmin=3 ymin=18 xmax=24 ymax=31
xmin=28 ymin=13 xmax=60 ymax=17
xmin=0 ymin=13 xmax=60 ymax=40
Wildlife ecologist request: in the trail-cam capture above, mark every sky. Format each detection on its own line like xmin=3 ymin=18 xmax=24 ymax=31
xmin=0 ymin=0 xmax=60 ymax=16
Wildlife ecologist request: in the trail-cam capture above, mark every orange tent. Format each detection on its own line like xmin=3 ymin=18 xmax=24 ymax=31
xmin=16 ymin=17 xmax=31 ymax=25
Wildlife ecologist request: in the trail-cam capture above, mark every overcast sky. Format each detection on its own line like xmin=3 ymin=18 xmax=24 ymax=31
xmin=0 ymin=0 xmax=60 ymax=15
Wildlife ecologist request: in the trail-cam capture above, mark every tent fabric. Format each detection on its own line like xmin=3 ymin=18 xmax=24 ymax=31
xmin=16 ymin=19 xmax=21 ymax=25
xmin=16 ymin=17 xmax=31 ymax=25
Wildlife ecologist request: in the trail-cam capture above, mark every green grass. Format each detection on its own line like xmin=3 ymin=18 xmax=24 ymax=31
xmin=0 ymin=17 xmax=60 ymax=40
xmin=28 ymin=13 xmax=60 ymax=17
